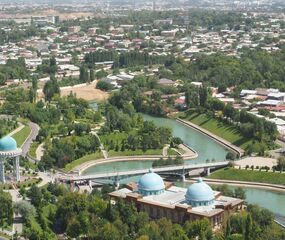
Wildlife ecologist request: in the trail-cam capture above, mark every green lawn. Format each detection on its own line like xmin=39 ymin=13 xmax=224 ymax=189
xmin=208 ymin=168 xmax=285 ymax=185
xmin=108 ymin=149 xmax=162 ymax=157
xmin=17 ymin=178 xmax=41 ymax=188
xmin=168 ymin=148 xmax=180 ymax=155
xmin=64 ymin=152 xmax=104 ymax=171
xmin=12 ymin=125 xmax=31 ymax=147
xmin=100 ymin=131 xmax=130 ymax=144
xmin=186 ymin=113 xmax=253 ymax=150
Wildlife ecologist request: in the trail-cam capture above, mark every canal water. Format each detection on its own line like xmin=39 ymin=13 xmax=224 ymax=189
xmin=82 ymin=113 xmax=285 ymax=221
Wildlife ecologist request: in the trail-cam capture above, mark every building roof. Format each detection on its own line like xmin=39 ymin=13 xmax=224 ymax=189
xmin=138 ymin=169 xmax=165 ymax=192
xmin=259 ymin=99 xmax=281 ymax=106
xmin=185 ymin=178 xmax=214 ymax=202
xmin=0 ymin=136 xmax=17 ymax=151
xmin=110 ymin=182 xmax=243 ymax=216
xmin=158 ymin=78 xmax=175 ymax=85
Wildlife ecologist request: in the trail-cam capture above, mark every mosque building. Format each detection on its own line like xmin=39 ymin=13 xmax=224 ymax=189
xmin=109 ymin=169 xmax=244 ymax=227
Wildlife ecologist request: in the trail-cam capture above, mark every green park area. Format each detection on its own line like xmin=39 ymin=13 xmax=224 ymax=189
xmin=12 ymin=125 xmax=31 ymax=147
xmin=186 ymin=113 xmax=253 ymax=150
xmin=99 ymin=130 xmax=175 ymax=157
xmin=208 ymin=168 xmax=285 ymax=185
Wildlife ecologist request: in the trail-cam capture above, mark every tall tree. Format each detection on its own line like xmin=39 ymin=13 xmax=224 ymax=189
xmin=43 ymin=76 xmax=60 ymax=102
xmin=0 ymin=190 xmax=13 ymax=226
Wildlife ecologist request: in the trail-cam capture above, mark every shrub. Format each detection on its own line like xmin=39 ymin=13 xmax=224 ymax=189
xmin=96 ymin=81 xmax=114 ymax=91
xmin=226 ymin=152 xmax=237 ymax=160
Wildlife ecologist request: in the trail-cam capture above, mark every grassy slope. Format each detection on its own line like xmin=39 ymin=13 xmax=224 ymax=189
xmin=12 ymin=125 xmax=31 ymax=147
xmin=186 ymin=113 xmax=253 ymax=150
xmin=208 ymin=168 xmax=285 ymax=185
xmin=64 ymin=152 xmax=104 ymax=171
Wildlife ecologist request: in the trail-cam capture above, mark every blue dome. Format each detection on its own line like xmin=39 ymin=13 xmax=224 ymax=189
xmin=138 ymin=169 xmax=165 ymax=196
xmin=0 ymin=136 xmax=17 ymax=151
xmin=185 ymin=178 xmax=214 ymax=207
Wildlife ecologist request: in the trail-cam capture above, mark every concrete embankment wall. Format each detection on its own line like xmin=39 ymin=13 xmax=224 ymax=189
xmin=176 ymin=118 xmax=244 ymax=158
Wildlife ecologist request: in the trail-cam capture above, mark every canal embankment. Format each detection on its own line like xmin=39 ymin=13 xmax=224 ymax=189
xmin=72 ymin=144 xmax=198 ymax=174
xmin=176 ymin=118 xmax=245 ymax=157
xmin=187 ymin=178 xmax=285 ymax=193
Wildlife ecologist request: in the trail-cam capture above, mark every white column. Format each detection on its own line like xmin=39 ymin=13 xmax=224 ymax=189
xmin=207 ymin=167 xmax=211 ymax=176
xmin=0 ymin=157 xmax=5 ymax=183
xmin=14 ymin=156 xmax=20 ymax=182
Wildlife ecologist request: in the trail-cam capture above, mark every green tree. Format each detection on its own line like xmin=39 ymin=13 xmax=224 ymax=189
xmin=27 ymin=185 xmax=43 ymax=208
xmin=14 ymin=201 xmax=36 ymax=221
xmin=244 ymin=214 xmax=253 ymax=240
xmin=90 ymin=68 xmax=95 ymax=81
xmin=184 ymin=218 xmax=212 ymax=240
xmin=0 ymin=190 xmax=13 ymax=226
xmin=79 ymin=66 xmax=89 ymax=83
xmin=43 ymin=76 xmax=60 ymax=102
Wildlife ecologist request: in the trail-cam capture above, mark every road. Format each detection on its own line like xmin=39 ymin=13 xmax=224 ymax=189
xmin=21 ymin=122 xmax=40 ymax=158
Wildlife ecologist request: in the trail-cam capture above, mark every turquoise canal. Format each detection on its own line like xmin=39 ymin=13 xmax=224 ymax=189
xmin=82 ymin=114 xmax=285 ymax=220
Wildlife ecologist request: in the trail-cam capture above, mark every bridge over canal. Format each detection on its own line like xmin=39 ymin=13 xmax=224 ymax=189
xmin=57 ymin=161 xmax=229 ymax=183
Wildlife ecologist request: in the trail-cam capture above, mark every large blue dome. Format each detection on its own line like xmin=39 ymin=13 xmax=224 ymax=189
xmin=138 ymin=169 xmax=165 ymax=196
xmin=0 ymin=136 xmax=18 ymax=151
xmin=185 ymin=178 xmax=214 ymax=207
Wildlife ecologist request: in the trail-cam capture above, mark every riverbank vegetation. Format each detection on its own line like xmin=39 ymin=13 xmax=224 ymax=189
xmin=185 ymin=112 xmax=252 ymax=150
xmin=208 ymin=168 xmax=285 ymax=185
xmin=181 ymin=86 xmax=278 ymax=155
xmin=64 ymin=152 xmax=104 ymax=172
xmin=152 ymin=156 xmax=183 ymax=168
xmin=212 ymin=184 xmax=246 ymax=199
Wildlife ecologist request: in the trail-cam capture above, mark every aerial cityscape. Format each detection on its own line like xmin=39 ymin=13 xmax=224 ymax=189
xmin=0 ymin=0 xmax=284 ymax=239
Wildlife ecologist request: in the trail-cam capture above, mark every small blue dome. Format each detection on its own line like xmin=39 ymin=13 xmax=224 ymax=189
xmin=0 ymin=136 xmax=17 ymax=151
xmin=186 ymin=178 xmax=214 ymax=207
xmin=138 ymin=169 xmax=165 ymax=196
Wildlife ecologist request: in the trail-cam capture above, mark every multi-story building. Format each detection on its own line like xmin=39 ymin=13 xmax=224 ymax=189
xmin=109 ymin=170 xmax=243 ymax=227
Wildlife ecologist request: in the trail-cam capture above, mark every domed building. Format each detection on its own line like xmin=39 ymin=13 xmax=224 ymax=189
xmin=0 ymin=136 xmax=22 ymax=183
xmin=110 ymin=172 xmax=244 ymax=228
xmin=185 ymin=178 xmax=214 ymax=207
xmin=138 ymin=169 xmax=165 ymax=196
